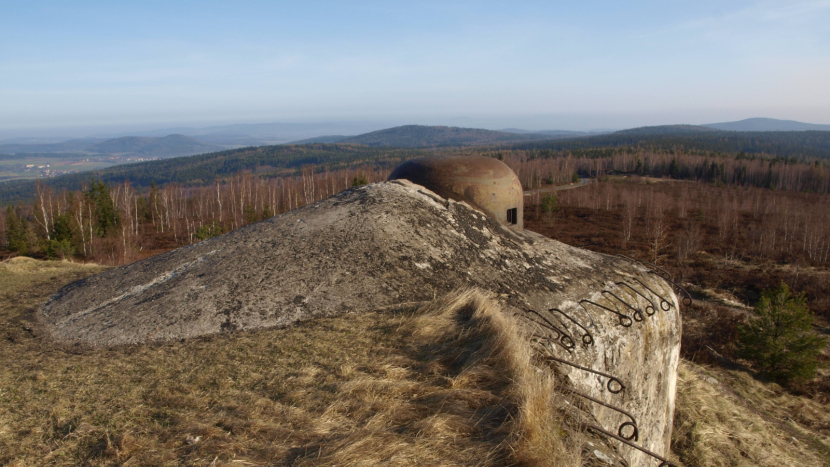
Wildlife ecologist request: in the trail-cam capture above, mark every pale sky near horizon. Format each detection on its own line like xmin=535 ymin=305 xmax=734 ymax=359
xmin=2 ymin=0 xmax=830 ymax=135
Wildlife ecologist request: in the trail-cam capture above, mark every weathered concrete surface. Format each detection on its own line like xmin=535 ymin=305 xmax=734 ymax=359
xmin=40 ymin=179 xmax=680 ymax=466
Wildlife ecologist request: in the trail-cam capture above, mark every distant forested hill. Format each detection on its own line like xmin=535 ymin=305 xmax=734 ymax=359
xmin=288 ymin=135 xmax=349 ymax=144
xmin=0 ymin=144 xmax=426 ymax=204
xmin=5 ymin=125 xmax=830 ymax=204
xmin=86 ymin=134 xmax=222 ymax=157
xmin=509 ymin=126 xmax=830 ymax=159
xmin=0 ymin=138 xmax=105 ymax=155
xmin=703 ymin=118 xmax=830 ymax=132
xmin=335 ymin=125 xmax=560 ymax=147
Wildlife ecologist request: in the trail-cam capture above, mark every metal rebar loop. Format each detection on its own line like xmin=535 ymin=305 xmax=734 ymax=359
xmin=534 ymin=334 xmax=576 ymax=353
xmin=583 ymin=422 xmax=680 ymax=467
xmin=615 ymin=282 xmax=657 ymax=316
xmin=516 ymin=311 xmax=575 ymax=351
xmin=616 ymin=254 xmax=674 ymax=282
xmin=601 ymin=290 xmax=645 ymax=322
xmin=567 ymin=387 xmax=639 ymax=441
xmin=631 ymin=277 xmax=674 ymax=312
xmin=543 ymin=354 xmax=626 ymax=394
xmin=580 ymin=299 xmax=633 ymax=328
xmin=646 ymin=271 xmax=693 ymax=306
xmin=550 ymin=308 xmax=594 ymax=346
xmin=525 ymin=309 xmax=577 ymax=349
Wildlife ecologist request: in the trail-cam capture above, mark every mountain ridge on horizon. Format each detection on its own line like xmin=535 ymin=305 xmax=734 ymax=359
xmin=4 ymin=117 xmax=830 ymax=157
xmin=702 ymin=117 xmax=830 ymax=132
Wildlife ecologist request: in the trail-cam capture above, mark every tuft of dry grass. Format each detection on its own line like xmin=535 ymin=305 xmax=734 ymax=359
xmin=672 ymin=360 xmax=830 ymax=467
xmin=411 ymin=289 xmax=583 ymax=467
xmin=0 ymin=259 xmax=581 ymax=466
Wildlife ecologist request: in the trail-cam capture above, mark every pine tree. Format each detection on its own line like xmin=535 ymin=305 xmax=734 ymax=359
xmin=4 ymin=206 xmax=29 ymax=254
xmin=737 ymin=282 xmax=827 ymax=384
xmin=85 ymin=179 xmax=120 ymax=236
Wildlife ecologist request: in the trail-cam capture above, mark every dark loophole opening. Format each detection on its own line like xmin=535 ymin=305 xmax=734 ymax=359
xmin=507 ymin=207 xmax=518 ymax=225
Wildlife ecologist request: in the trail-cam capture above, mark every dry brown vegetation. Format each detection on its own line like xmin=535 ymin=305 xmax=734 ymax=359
xmin=672 ymin=360 xmax=830 ymax=466
xmin=4 ymin=258 xmax=830 ymax=466
xmin=1 ymin=259 xmax=583 ymax=466
xmin=524 ymin=178 xmax=830 ymax=465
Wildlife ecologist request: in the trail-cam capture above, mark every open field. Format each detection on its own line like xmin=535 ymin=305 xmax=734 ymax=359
xmin=0 ymin=157 xmax=119 ymax=182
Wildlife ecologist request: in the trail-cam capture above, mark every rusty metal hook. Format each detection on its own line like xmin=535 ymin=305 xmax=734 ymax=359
xmin=648 ymin=271 xmax=693 ymax=306
xmin=616 ymin=254 xmax=674 ymax=282
xmin=580 ymin=299 xmax=633 ymax=328
xmin=602 ymin=290 xmax=645 ymax=322
xmin=550 ymin=308 xmax=594 ymax=346
xmin=520 ymin=310 xmax=576 ymax=351
xmin=583 ymin=422 xmax=680 ymax=467
xmin=615 ymin=282 xmax=656 ymax=316
xmin=543 ymin=354 xmax=626 ymax=394
xmin=631 ymin=278 xmax=674 ymax=311
xmin=567 ymin=387 xmax=639 ymax=441
xmin=526 ymin=309 xmax=577 ymax=349
xmin=531 ymin=333 xmax=575 ymax=352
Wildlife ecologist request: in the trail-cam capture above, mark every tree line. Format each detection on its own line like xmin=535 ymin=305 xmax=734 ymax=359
xmin=3 ymin=148 xmax=830 ymax=266
xmin=1 ymin=165 xmax=387 ymax=265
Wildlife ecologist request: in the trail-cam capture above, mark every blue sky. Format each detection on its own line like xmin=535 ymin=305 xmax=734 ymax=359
xmin=2 ymin=0 xmax=830 ymax=134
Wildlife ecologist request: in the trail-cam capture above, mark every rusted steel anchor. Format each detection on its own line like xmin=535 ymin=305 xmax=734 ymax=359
xmin=648 ymin=271 xmax=693 ymax=307
xmin=520 ymin=309 xmax=576 ymax=351
xmin=602 ymin=290 xmax=645 ymax=322
xmin=543 ymin=354 xmax=626 ymax=394
xmin=567 ymin=386 xmax=639 ymax=441
xmin=550 ymin=308 xmax=594 ymax=346
xmin=631 ymin=277 xmax=674 ymax=312
xmin=583 ymin=422 xmax=682 ymax=467
xmin=616 ymin=254 xmax=693 ymax=307
xmin=580 ymin=299 xmax=633 ymax=328
xmin=616 ymin=254 xmax=674 ymax=281
xmin=615 ymin=282 xmax=657 ymax=316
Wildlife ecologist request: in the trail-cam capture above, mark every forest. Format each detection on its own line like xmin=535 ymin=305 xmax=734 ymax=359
xmin=3 ymin=126 xmax=830 ymax=204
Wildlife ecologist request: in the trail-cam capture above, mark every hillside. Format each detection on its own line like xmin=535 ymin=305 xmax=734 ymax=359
xmin=0 ymin=144 xmax=426 ymax=204
xmin=0 ymin=138 xmax=105 ymax=155
xmin=704 ymin=117 xmax=830 ymax=132
xmin=336 ymin=125 xmax=561 ymax=147
xmin=510 ymin=125 xmax=830 ymax=158
xmin=288 ymin=135 xmax=350 ymax=144
xmin=86 ymin=134 xmax=222 ymax=157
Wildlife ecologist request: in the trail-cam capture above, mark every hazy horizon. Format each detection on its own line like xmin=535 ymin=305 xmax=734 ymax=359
xmin=3 ymin=1 xmax=830 ymax=139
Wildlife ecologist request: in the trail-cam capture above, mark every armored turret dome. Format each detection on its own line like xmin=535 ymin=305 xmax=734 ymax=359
xmin=388 ymin=155 xmax=524 ymax=231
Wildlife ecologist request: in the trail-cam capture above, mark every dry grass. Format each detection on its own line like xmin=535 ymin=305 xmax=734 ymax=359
xmin=0 ymin=258 xmax=581 ymax=466
xmin=672 ymin=360 xmax=830 ymax=467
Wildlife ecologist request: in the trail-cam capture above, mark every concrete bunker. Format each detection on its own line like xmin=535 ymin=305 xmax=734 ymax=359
xmin=388 ymin=155 xmax=524 ymax=231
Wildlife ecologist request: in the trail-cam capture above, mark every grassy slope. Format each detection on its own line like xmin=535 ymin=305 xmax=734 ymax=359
xmin=0 ymin=259 xmax=578 ymax=466
xmin=4 ymin=258 xmax=827 ymax=466
xmin=673 ymin=361 xmax=830 ymax=466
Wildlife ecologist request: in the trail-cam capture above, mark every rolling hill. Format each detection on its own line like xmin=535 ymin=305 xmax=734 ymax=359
xmin=86 ymin=134 xmax=222 ymax=157
xmin=288 ymin=135 xmax=350 ymax=144
xmin=509 ymin=125 xmax=830 ymax=158
xmin=0 ymin=134 xmax=223 ymax=159
xmin=0 ymin=138 xmax=105 ymax=155
xmin=703 ymin=118 xmax=830 ymax=132
xmin=0 ymin=144 xmax=426 ymax=204
xmin=5 ymin=124 xmax=830 ymax=204
xmin=333 ymin=125 xmax=563 ymax=147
